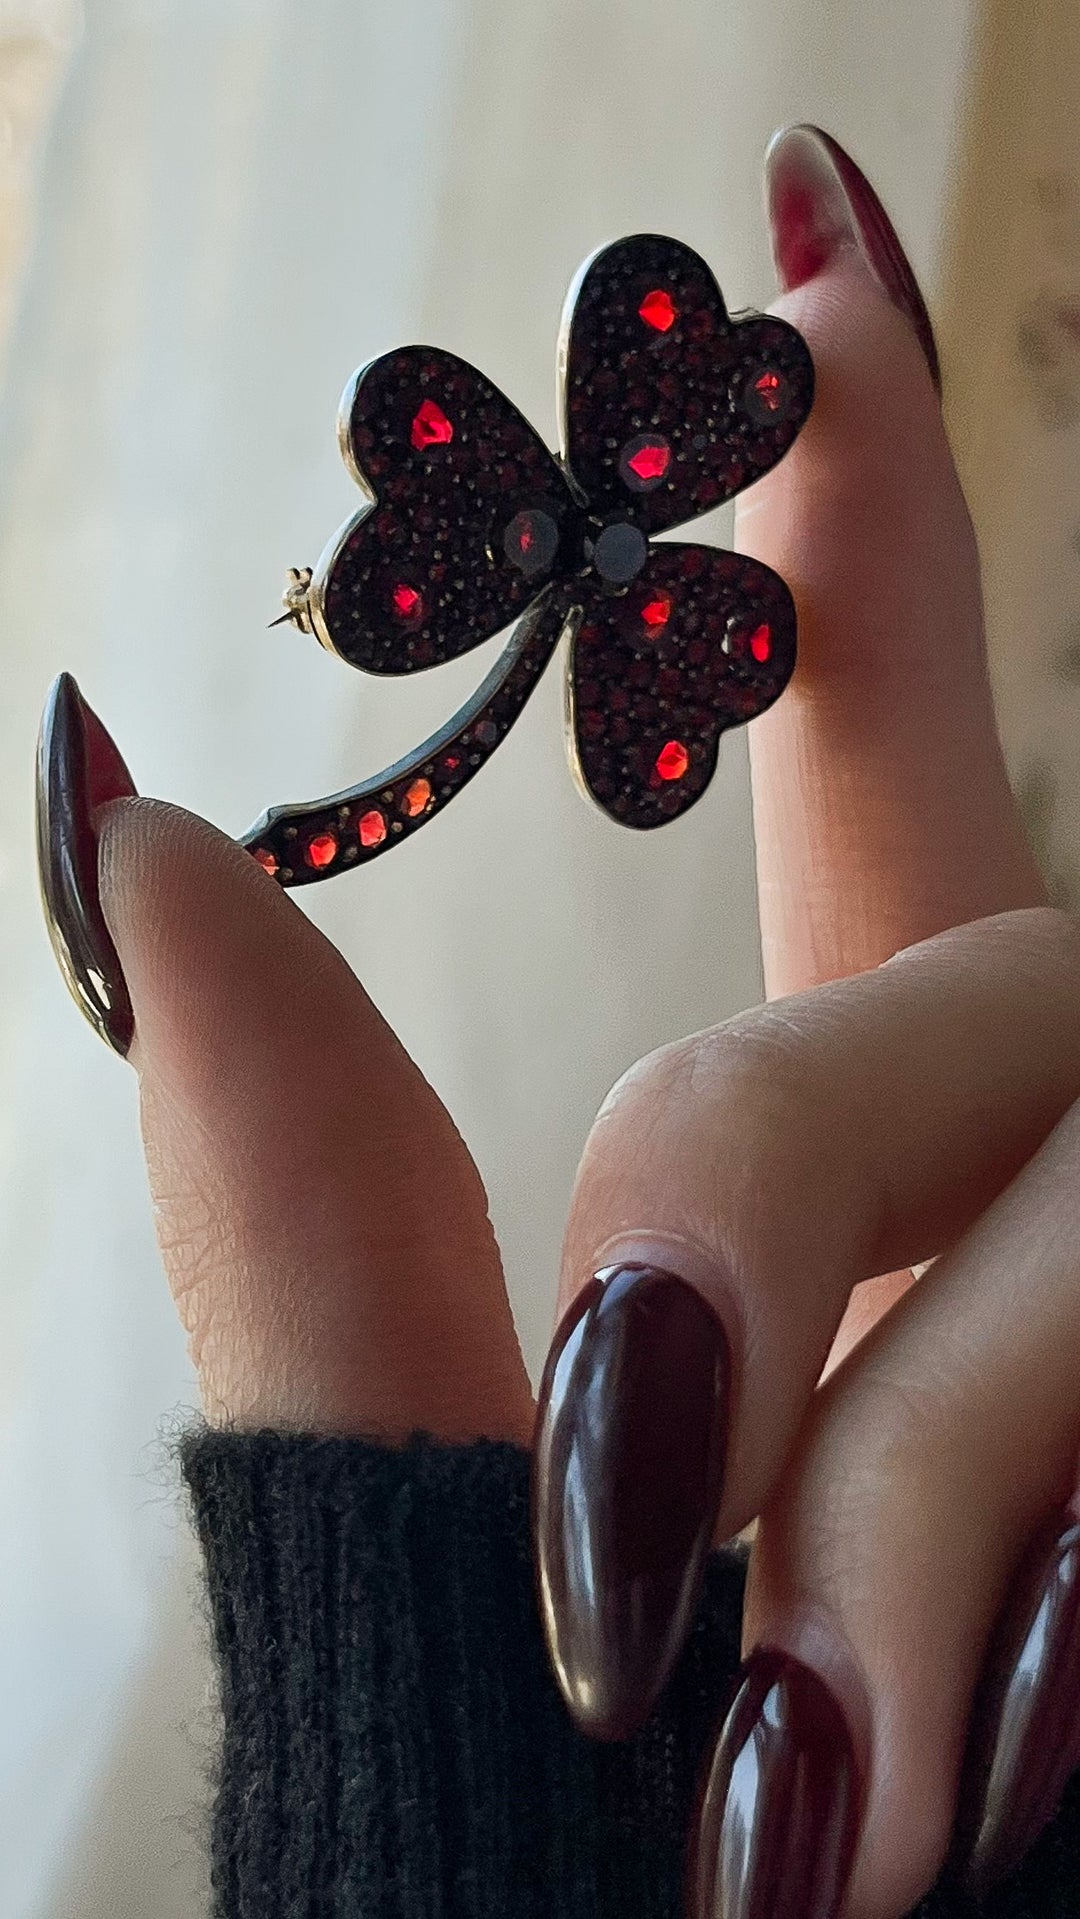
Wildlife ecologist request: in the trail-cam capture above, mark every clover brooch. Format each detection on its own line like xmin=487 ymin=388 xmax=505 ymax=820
xmin=244 ymin=233 xmax=814 ymax=885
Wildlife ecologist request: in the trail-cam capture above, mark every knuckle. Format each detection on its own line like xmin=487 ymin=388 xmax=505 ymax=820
xmin=595 ymin=1009 xmax=817 ymax=1167
xmin=887 ymin=903 xmax=1080 ymax=979
xmin=587 ymin=1005 xmax=842 ymax=1273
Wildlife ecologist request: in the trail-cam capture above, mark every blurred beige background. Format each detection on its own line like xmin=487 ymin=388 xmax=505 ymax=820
xmin=0 ymin=0 xmax=1076 ymax=1912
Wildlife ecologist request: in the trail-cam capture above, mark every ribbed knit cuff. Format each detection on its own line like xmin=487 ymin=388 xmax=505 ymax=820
xmin=178 ymin=1427 xmax=1080 ymax=1919
xmin=178 ymin=1427 xmax=745 ymax=1919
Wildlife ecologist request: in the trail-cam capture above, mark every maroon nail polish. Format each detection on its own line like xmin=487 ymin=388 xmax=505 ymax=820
xmin=36 ymin=672 xmax=137 ymax=1056
xmin=953 ymin=1514 xmax=1080 ymax=1895
xmin=532 ymin=1263 xmax=732 ymax=1740
xmin=765 ymin=123 xmax=941 ymax=393
xmin=689 ymin=1648 xmax=860 ymax=1919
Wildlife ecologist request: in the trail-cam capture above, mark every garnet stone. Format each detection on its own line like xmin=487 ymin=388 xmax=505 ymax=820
xmin=619 ymin=434 xmax=672 ymax=491
xmin=724 ymin=615 xmax=773 ymax=664
xmin=393 ymin=582 xmax=423 ymax=619
xmin=503 ymin=507 xmax=560 ymax=579
xmin=639 ymin=288 xmax=677 ymax=332
xmin=401 ymin=777 xmax=433 ymax=817
xmin=743 ymin=368 xmax=791 ymax=425
xmin=358 ymin=808 xmax=387 ymax=848
xmin=306 ymin=831 xmax=338 ymax=868
xmin=411 ymin=399 xmax=454 ymax=449
xmin=656 ymin=740 xmax=690 ymax=781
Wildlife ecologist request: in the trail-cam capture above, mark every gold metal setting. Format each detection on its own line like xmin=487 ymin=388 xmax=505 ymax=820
xmin=270 ymin=566 xmax=316 ymax=632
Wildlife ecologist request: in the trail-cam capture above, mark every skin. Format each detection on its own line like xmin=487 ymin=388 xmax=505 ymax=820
xmin=95 ymin=140 xmax=1080 ymax=1919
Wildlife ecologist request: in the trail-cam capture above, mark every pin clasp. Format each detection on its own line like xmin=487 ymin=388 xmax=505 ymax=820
xmin=270 ymin=567 xmax=315 ymax=632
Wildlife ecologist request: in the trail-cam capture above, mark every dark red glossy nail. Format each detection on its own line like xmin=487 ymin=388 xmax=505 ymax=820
xmin=953 ymin=1514 xmax=1080 ymax=1895
xmin=689 ymin=1648 xmax=860 ymax=1919
xmin=36 ymin=672 xmax=137 ymax=1056
xmin=765 ymin=123 xmax=941 ymax=393
xmin=532 ymin=1263 xmax=732 ymax=1740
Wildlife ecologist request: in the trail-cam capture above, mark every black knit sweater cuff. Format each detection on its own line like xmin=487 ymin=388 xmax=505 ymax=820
xmin=178 ymin=1426 xmax=745 ymax=1918
xmin=178 ymin=1426 xmax=1080 ymax=1919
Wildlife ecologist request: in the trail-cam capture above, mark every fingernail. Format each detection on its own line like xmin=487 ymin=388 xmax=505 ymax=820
xmin=765 ymin=123 xmax=941 ymax=393
xmin=690 ymin=1648 xmax=860 ymax=1919
xmin=531 ymin=1262 xmax=732 ymax=1740
xmin=36 ymin=673 xmax=137 ymax=1056
xmin=953 ymin=1513 xmax=1080 ymax=1895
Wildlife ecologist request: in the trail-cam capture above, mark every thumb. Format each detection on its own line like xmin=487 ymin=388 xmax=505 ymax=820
xmin=38 ymin=675 xmax=533 ymax=1441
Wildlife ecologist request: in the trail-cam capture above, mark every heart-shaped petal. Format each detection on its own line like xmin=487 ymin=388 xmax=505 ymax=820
xmin=568 ymin=543 xmax=798 ymax=828
xmin=559 ymin=235 xmax=814 ymax=534
xmin=314 ymin=347 xmax=571 ymax=673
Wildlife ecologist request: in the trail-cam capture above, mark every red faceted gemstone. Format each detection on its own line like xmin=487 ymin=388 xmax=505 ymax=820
xmin=305 ymin=831 xmax=338 ymax=869
xmin=401 ymin=777 xmax=433 ymax=818
xmin=642 ymin=593 xmax=672 ymax=630
xmin=656 ymin=739 xmax=690 ymax=782
xmin=753 ymin=370 xmax=785 ymax=412
xmin=750 ymin=622 xmax=773 ymax=663
xmin=410 ymin=398 xmax=454 ymax=449
xmin=639 ymin=288 xmax=677 ymax=332
xmin=503 ymin=507 xmax=560 ymax=577
xmin=253 ymin=846 xmax=278 ymax=878
xmin=628 ymin=440 xmax=671 ymax=482
xmin=358 ymin=808 xmax=387 ymax=849
xmin=392 ymin=582 xmax=423 ymax=618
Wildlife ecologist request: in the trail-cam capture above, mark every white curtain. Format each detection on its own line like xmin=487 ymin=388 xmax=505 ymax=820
xmin=0 ymin=2 xmax=976 ymax=1911
xmin=939 ymin=0 xmax=1080 ymax=907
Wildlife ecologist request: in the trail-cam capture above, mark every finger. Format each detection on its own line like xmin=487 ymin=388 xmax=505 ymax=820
xmin=737 ymin=128 xmax=1045 ymax=1000
xmin=103 ymin=794 xmax=534 ymax=1440
xmin=532 ymin=908 xmax=1080 ymax=1738
xmin=725 ymin=1094 xmax=1080 ymax=1919
xmin=38 ymin=676 xmax=532 ymax=1441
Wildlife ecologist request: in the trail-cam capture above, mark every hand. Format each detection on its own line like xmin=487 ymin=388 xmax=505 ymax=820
xmin=35 ymin=126 xmax=1079 ymax=1919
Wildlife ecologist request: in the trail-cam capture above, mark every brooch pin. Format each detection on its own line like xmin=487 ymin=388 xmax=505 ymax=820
xmin=245 ymin=234 xmax=814 ymax=885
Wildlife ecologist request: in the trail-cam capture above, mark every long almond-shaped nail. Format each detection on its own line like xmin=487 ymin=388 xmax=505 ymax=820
xmin=532 ymin=1262 xmax=731 ymax=1739
xmin=765 ymin=123 xmax=941 ymax=392
xmin=953 ymin=1513 xmax=1080 ymax=1895
xmin=36 ymin=673 xmax=137 ymax=1056
xmin=690 ymin=1648 xmax=860 ymax=1919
